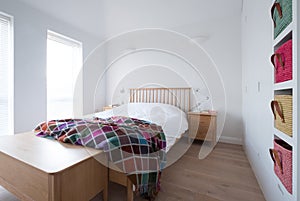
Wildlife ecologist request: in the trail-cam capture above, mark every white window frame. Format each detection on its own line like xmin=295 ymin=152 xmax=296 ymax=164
xmin=0 ymin=12 xmax=14 ymax=135
xmin=46 ymin=30 xmax=83 ymax=120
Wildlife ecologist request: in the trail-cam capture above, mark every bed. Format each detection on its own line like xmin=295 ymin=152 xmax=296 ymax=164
xmin=99 ymin=87 xmax=191 ymax=201
xmin=0 ymin=87 xmax=190 ymax=201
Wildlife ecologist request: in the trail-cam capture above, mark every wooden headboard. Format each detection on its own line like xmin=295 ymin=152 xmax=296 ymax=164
xmin=129 ymin=88 xmax=191 ymax=113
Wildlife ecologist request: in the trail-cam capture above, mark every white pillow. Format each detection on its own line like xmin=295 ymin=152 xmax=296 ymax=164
xmin=94 ymin=103 xmax=188 ymax=138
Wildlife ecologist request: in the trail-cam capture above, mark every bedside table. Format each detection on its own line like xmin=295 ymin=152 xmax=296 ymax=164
xmin=102 ymin=106 xmax=113 ymax=111
xmin=188 ymin=111 xmax=217 ymax=145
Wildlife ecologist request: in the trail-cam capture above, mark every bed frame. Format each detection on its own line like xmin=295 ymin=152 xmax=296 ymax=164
xmin=110 ymin=87 xmax=191 ymax=201
xmin=129 ymin=87 xmax=191 ymax=113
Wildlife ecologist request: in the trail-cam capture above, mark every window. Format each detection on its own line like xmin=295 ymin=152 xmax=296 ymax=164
xmin=47 ymin=30 xmax=83 ymax=120
xmin=0 ymin=12 xmax=13 ymax=135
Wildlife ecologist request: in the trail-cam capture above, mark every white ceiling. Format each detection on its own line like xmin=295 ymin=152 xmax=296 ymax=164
xmin=17 ymin=0 xmax=243 ymax=38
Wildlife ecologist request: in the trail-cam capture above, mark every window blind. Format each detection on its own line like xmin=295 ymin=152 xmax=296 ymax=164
xmin=0 ymin=13 xmax=13 ymax=135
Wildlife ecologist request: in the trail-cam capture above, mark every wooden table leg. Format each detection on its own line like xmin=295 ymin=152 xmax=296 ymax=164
xmin=127 ymin=178 xmax=133 ymax=201
xmin=103 ymin=167 xmax=108 ymax=201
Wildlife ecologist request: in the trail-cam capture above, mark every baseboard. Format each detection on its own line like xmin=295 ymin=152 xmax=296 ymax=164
xmin=218 ymin=136 xmax=243 ymax=145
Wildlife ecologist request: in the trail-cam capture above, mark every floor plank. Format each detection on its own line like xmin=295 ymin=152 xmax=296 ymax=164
xmin=0 ymin=142 xmax=265 ymax=201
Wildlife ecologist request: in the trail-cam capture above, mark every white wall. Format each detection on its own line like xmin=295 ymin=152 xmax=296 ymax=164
xmin=184 ymin=16 xmax=243 ymax=144
xmin=0 ymin=0 xmax=103 ymax=133
xmin=98 ymin=3 xmax=243 ymax=144
xmin=241 ymin=0 xmax=289 ymax=200
xmin=0 ymin=0 xmax=289 ymax=199
xmin=0 ymin=0 xmax=243 ymax=145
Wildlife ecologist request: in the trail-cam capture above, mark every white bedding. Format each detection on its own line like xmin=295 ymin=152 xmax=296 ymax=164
xmin=94 ymin=103 xmax=188 ymax=152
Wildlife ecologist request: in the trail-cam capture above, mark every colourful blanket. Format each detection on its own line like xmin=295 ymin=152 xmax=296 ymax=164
xmin=34 ymin=116 xmax=166 ymax=200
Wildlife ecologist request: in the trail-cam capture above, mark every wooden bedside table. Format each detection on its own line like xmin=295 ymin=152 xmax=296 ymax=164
xmin=103 ymin=106 xmax=113 ymax=111
xmin=188 ymin=111 xmax=217 ymax=145
xmin=103 ymin=104 xmax=121 ymax=111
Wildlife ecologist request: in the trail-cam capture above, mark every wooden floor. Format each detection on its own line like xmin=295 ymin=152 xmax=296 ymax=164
xmin=0 ymin=142 xmax=265 ymax=201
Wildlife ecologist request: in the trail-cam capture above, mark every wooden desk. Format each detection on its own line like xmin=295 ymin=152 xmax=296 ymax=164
xmin=0 ymin=132 xmax=108 ymax=201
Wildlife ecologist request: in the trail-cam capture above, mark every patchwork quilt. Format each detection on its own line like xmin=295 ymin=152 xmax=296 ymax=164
xmin=34 ymin=116 xmax=166 ymax=200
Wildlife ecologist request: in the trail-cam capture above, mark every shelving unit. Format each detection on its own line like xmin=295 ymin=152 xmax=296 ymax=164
xmin=274 ymin=129 xmax=294 ymax=147
xmin=273 ymin=24 xmax=293 ymax=46
xmin=273 ymin=80 xmax=295 ymax=90
xmin=271 ymin=0 xmax=297 ymax=200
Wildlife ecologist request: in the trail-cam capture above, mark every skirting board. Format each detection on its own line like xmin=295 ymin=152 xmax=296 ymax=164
xmin=218 ymin=136 xmax=243 ymax=145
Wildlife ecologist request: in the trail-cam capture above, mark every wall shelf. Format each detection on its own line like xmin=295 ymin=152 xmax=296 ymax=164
xmin=274 ymin=129 xmax=294 ymax=147
xmin=274 ymin=80 xmax=295 ymax=91
xmin=273 ymin=23 xmax=293 ymax=47
xmin=274 ymin=176 xmax=294 ymax=201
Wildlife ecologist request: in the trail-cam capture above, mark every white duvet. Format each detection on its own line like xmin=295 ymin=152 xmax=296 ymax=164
xmin=94 ymin=103 xmax=188 ymax=152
